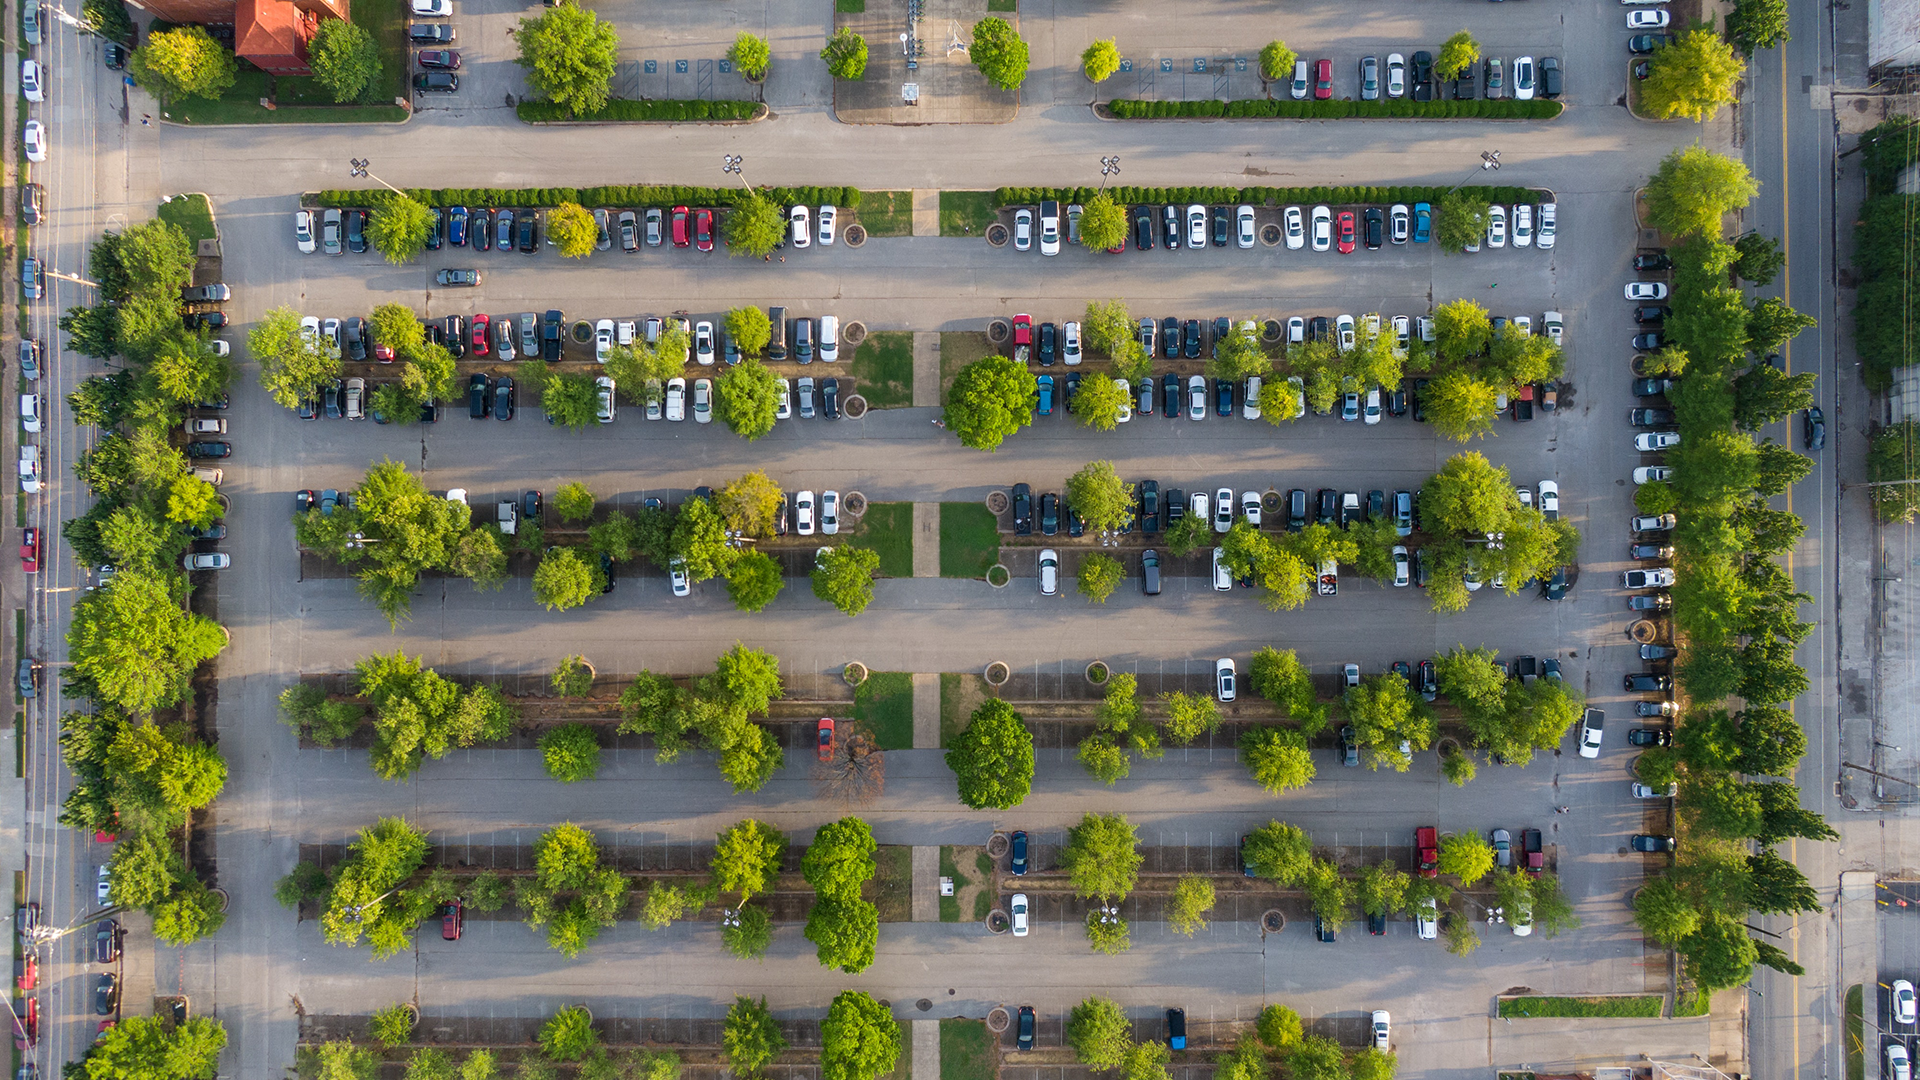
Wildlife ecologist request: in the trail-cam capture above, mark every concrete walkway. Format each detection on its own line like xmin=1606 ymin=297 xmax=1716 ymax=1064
xmin=911 ymin=190 xmax=939 ymax=238
xmin=911 ymin=1018 xmax=940 ymax=1080
xmin=911 ymin=671 xmax=940 ymax=746
xmin=912 ymin=331 xmax=942 ymax=407
xmin=912 ymin=504 xmax=940 ymax=578
xmin=910 ymin=845 xmax=939 ymax=922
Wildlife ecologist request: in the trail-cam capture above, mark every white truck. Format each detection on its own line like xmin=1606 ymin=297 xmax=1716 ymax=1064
xmin=497 ymin=501 xmax=517 ymax=536
xmin=1318 ymin=559 xmax=1338 ymax=597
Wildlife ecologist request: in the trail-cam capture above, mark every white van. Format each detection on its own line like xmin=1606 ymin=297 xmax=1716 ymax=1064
xmin=819 ymin=315 xmax=840 ymax=362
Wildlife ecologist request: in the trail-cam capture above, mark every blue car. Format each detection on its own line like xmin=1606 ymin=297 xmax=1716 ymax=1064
xmin=448 ymin=205 xmax=468 ymax=247
xmin=1010 ymin=831 xmax=1028 ymax=875
xmin=1413 ymin=202 xmax=1432 ymax=243
xmin=1036 ymin=375 xmax=1054 ymax=416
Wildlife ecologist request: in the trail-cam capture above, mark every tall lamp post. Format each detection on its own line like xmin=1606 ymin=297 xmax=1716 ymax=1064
xmin=349 ymin=159 xmax=407 ymax=198
xmin=1099 ymin=155 xmax=1121 ymax=193
xmin=722 ymin=154 xmax=748 ymax=188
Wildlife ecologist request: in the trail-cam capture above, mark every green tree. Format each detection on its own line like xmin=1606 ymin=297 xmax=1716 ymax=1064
xmin=726 ymin=551 xmax=786 ymax=613
xmin=1746 ymin=296 xmax=1818 ymax=356
xmin=1422 ymin=453 xmax=1515 ymax=536
xmin=1356 ymin=861 xmax=1411 ymax=917
xmin=946 ymin=698 xmax=1034 ymax=810
xmin=129 ymin=24 xmax=236 ymax=100
xmin=1239 ymin=726 xmax=1315 ymax=793
xmin=1646 ymin=145 xmax=1759 ymax=240
xmin=1678 ymin=911 xmax=1758 ymax=993
xmin=539 ymin=373 xmax=597 ymax=431
xmin=1162 ymin=691 xmax=1220 ymax=745
xmin=1727 ymin=0 xmax=1790 ymax=51
xmin=1434 ymin=191 xmax=1490 ymax=254
xmin=81 ymin=1015 xmax=228 ymax=1080
xmin=724 ymin=997 xmax=788 ymax=1078
xmin=532 ymin=547 xmax=600 ymax=611
xmin=718 ymin=358 xmax=784 ymax=439
xmin=1121 ymin=1039 xmax=1169 ymax=1080
xmin=1303 ymin=858 xmax=1355 ymax=929
xmin=821 ymin=26 xmax=869 ymax=80
xmin=1258 ymin=40 xmax=1297 ymax=82
xmin=307 ymin=17 xmax=380 ymax=102
xmin=253 ymin=305 xmax=341 ymax=408
xmin=726 ymin=306 xmax=773 ymax=357
xmin=1248 ymin=647 xmax=1326 ymax=730
xmin=969 ymin=16 xmax=1029 ymax=90
xmin=515 ymin=1 xmax=620 ymax=117
xmin=303 ymin=1040 xmax=380 ymax=1080
xmin=812 ymin=545 xmax=881 ymax=616
xmin=540 ymin=724 xmax=601 ymax=782
xmin=1077 ymin=552 xmax=1125 ymax=602
xmin=722 ymin=903 xmax=775 ymax=960
xmin=724 ymin=190 xmax=786 ymax=259
xmin=1066 ymin=460 xmax=1135 ymax=533
xmin=1423 ymin=370 xmax=1500 ymax=441
xmin=803 ymin=816 xmax=877 ymax=898
xmin=1066 ymin=997 xmax=1132 ymax=1069
xmin=1351 ymin=1048 xmax=1395 ymax=1080
xmin=1210 ymin=323 xmax=1271 ymax=382
xmin=1257 ymin=1005 xmax=1302 ymax=1051
xmin=67 ymin=569 xmax=226 ymax=715
xmin=673 ymin=493 xmax=739 ymax=583
xmin=1732 ymin=231 xmax=1786 ymax=285
xmin=1242 ymin=821 xmax=1312 ymax=885
xmin=1632 ymin=875 xmax=1702 ymax=945
xmin=820 ymin=992 xmax=901 ymax=1080
xmin=713 ymin=819 xmax=787 ymax=903
xmin=548 ymin=202 xmax=598 ymax=259
xmin=540 ymin=1006 xmax=600 ymax=1062
xmin=729 ymin=32 xmax=771 ymax=80
xmin=61 ymin=304 xmax=120 ymax=359
xmin=945 ymin=354 xmax=1037 ymax=451
xmin=1082 ymin=38 xmax=1121 ymax=82
xmin=1732 ymin=360 xmax=1817 ymax=430
xmin=1082 ymin=298 xmax=1135 ymax=358
xmin=554 ymin=482 xmax=596 ymax=523
xmin=1079 ymin=193 xmax=1127 ymax=251
xmin=1640 ymin=28 xmax=1745 ymax=121
xmin=1073 ymin=374 xmax=1132 ymax=431
xmin=1288 ymin=1036 xmax=1349 ymax=1080
xmin=805 ymin=896 xmax=879 ymax=973
xmin=1344 ymin=675 xmax=1432 ymax=771
xmin=1434 ymin=30 xmax=1479 ymax=79
xmin=1167 ymin=874 xmax=1215 ymax=936
xmin=1436 ymin=832 xmax=1495 ymax=885
xmin=1747 ymin=849 xmax=1821 ymax=914
xmin=409 ymin=1050 xmax=457 ymax=1080
xmin=1061 ymin=812 xmax=1141 ymax=900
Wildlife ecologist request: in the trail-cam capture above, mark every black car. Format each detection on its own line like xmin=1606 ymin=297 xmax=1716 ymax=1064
xmin=425 ymin=206 xmax=443 ymax=249
xmin=1162 ymin=374 xmax=1180 ymax=418
xmin=1308 ymin=315 xmax=1329 ymax=342
xmin=1211 ymin=206 xmax=1229 ymax=247
xmin=406 ymin=21 xmax=454 ymax=42
xmin=1214 ymin=378 xmax=1233 ymax=417
xmin=1313 ymin=912 xmax=1337 ymax=943
xmin=1161 ymin=317 xmax=1180 ymax=359
xmin=599 ymin=551 xmax=616 ymax=593
xmin=1040 ymin=493 xmax=1059 ymax=536
xmin=413 ymin=71 xmax=458 ymax=92
xmin=1367 ymin=490 xmax=1386 ymax=522
xmin=1631 ymin=834 xmax=1676 ymax=853
xmin=1287 ymin=489 xmax=1307 ymax=531
xmin=1417 ymin=660 xmax=1438 ymax=700
xmin=1634 ymin=305 xmax=1671 ymax=325
xmin=94 ymin=973 xmax=116 ymax=1017
xmin=1038 ymin=322 xmax=1057 ymax=366
xmin=1804 ymin=406 xmax=1826 ymax=450
xmin=1633 ymin=377 xmax=1674 ymax=397
xmin=1412 ymin=378 xmax=1430 ymax=422
xmin=1624 ymin=673 xmax=1673 ymax=692
xmin=1629 ymin=33 xmax=1674 ymax=53
xmin=442 ymin=314 xmax=466 ymax=358
xmin=1629 ymin=726 xmax=1674 ymax=745
xmin=1541 ymin=566 xmax=1568 ymax=601
xmin=182 ymin=311 xmax=227 ymax=330
xmin=1368 ymin=911 xmax=1386 ymax=936
xmin=1630 ymin=408 xmax=1675 ymax=426
xmin=1161 ymin=204 xmax=1181 ymax=249
xmin=1363 ymin=207 xmax=1384 ymax=249
xmin=468 ymin=374 xmax=490 ymax=418
xmin=344 ymin=316 xmax=367 ymax=361
xmin=1010 ymin=830 xmax=1028 ymax=875
xmin=1012 ymin=483 xmax=1032 ymax=535
xmin=542 ymin=309 xmax=564 ymax=359
xmin=1339 ymin=724 xmax=1359 ymax=767
xmin=104 ymin=40 xmax=128 ymax=68
xmin=1539 ymin=55 xmax=1562 ymax=97
xmin=1633 ymin=251 xmax=1672 ymax=272
xmin=94 ymin=919 xmax=118 ymax=964
xmin=1133 ymin=206 xmax=1155 ymax=250
xmin=297 ymin=394 xmax=319 ymax=420
xmin=1139 ymin=480 xmax=1160 ymax=533
xmin=1211 ymin=316 xmax=1231 ymax=358
xmin=518 ymin=210 xmax=540 ymax=253
xmin=186 ymin=441 xmax=231 ymax=459
xmin=823 ymin=378 xmax=841 ymax=419
xmin=1016 ymin=1006 xmax=1035 ymax=1052
xmin=1182 ymin=319 xmax=1202 ymax=359
xmin=493 ymin=376 xmax=515 ymax=421
xmin=1411 ymin=51 xmax=1433 ymax=100
xmin=472 ymin=208 xmax=492 ymax=251
xmin=1453 ymin=64 xmax=1476 ymax=99
xmin=1063 ymin=371 xmax=1082 ymax=412
xmin=1632 ymin=333 xmax=1664 ymax=351
xmin=346 ymin=210 xmax=368 ymax=253
xmin=1067 ymin=505 xmax=1085 ymax=538
xmin=1316 ymin=488 xmax=1338 ymax=526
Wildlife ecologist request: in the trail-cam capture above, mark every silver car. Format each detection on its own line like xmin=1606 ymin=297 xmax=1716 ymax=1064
xmin=1359 ymin=55 xmax=1379 ymax=100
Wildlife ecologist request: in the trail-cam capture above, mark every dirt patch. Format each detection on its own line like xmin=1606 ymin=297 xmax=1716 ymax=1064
xmin=939 ymin=844 xmax=996 ymax=922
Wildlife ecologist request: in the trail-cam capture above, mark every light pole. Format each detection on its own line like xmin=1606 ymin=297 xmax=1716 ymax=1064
xmin=348 ymin=159 xmax=407 ymax=198
xmin=722 ymin=154 xmax=748 ymax=189
xmin=40 ymin=268 xmax=97 ymax=289
xmin=1098 ymin=155 xmax=1121 ymax=193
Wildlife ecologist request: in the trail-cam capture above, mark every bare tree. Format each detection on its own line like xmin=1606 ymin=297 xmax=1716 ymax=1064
xmin=815 ymin=730 xmax=885 ymax=805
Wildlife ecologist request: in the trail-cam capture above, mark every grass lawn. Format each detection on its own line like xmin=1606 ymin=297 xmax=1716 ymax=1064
xmin=1672 ymin=990 xmax=1709 ymax=1017
xmin=1497 ymin=996 xmax=1662 ymax=1019
xmin=937 ymin=331 xmax=996 ymax=406
xmin=1848 ymin=984 xmax=1865 ymax=1080
xmin=940 ymin=503 xmax=998 ymax=578
xmin=870 ymin=845 xmax=912 ymax=922
xmin=157 ymin=194 xmax=216 ymax=245
xmin=165 ymin=0 xmax=407 ymax=124
xmin=940 ymin=1019 xmax=992 ymax=1080
xmin=854 ymin=671 xmax=915 ymax=750
xmin=836 ymin=0 xmax=865 ymax=10
xmin=849 ymin=332 xmax=913 ymax=409
xmin=855 ymin=501 xmax=914 ymax=578
xmin=940 ymin=191 xmax=999 ymax=237
xmin=938 ymin=846 xmax=960 ymax=922
xmin=856 ymin=191 xmax=913 ymax=237
xmin=986 ymin=0 xmax=1017 ymax=10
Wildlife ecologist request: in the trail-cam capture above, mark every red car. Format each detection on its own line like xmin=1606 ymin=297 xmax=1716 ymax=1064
xmin=1011 ymin=314 xmax=1033 ymax=363
xmin=19 ymin=528 xmax=37 ymax=574
xmin=374 ymin=341 xmax=395 ymax=363
xmin=1314 ymin=58 xmax=1334 ymax=99
xmin=470 ymin=313 xmax=490 ymax=357
xmin=1336 ymin=211 xmax=1357 ymax=254
xmin=16 ymin=955 xmax=35 ymax=992
xmin=1415 ymin=827 xmax=1438 ymax=878
xmin=14 ymin=997 xmax=35 ymax=1049
xmin=671 ymin=205 xmax=690 ymax=248
xmin=441 ymin=900 xmax=463 ymax=941
xmin=694 ymin=208 xmax=714 ymax=252
xmin=817 ymin=718 xmax=836 ymax=762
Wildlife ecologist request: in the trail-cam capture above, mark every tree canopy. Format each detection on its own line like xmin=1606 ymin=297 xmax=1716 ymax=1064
xmin=1646 ymin=146 xmax=1758 ymax=240
xmin=515 ymin=1 xmax=620 ymax=117
xmin=130 ymin=25 xmax=237 ymax=101
xmin=969 ymin=17 xmax=1030 ymax=90
xmin=946 ymin=699 xmax=1035 ymax=809
xmin=945 ymin=355 xmax=1037 ymax=450
xmin=1640 ymin=30 xmax=1745 ymax=122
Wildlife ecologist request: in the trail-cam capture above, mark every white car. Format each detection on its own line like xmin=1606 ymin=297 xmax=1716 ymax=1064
xmin=1537 ymin=203 xmax=1556 ymax=249
xmin=16 ymin=445 xmax=38 ymax=494
xmin=1186 ymin=204 xmax=1207 ymax=248
xmin=790 ymin=204 xmax=811 ymax=249
xmin=1486 ymin=204 xmax=1507 ymax=248
xmin=21 ymin=59 xmax=41 ymax=103
xmin=184 ymin=552 xmax=231 ymax=571
xmin=646 ymin=379 xmax=663 ymax=421
xmin=595 ymin=319 xmax=614 ymax=362
xmin=795 ymin=491 xmax=816 ymax=536
xmin=1344 ymin=664 xmax=1360 ymax=688
xmin=1370 ymin=1012 xmax=1389 ymax=1051
xmin=1336 ymin=314 xmax=1356 ymax=354
xmin=1062 ymin=321 xmax=1082 ymax=365
xmin=1214 ymin=488 xmax=1234 ymax=533
xmin=1632 ymin=781 xmax=1679 ymax=799
xmin=1391 ymin=315 xmax=1411 ymax=355
xmin=1392 ymin=545 xmax=1410 ymax=587
xmin=1634 ymin=466 xmax=1673 ymax=485
xmin=1114 ymin=378 xmax=1132 ymax=423
xmin=692 ymin=378 xmax=712 ymax=424
xmin=1212 ymin=547 xmax=1232 ymax=591
xmin=495 ymin=321 xmax=515 ymax=361
xmin=1542 ymin=310 xmax=1564 ymax=347
xmin=1188 ymin=375 xmax=1207 ymax=420
xmin=1389 ymin=203 xmax=1410 ymax=245
xmin=1038 ymin=550 xmax=1058 ymax=596
xmin=1191 ymin=490 xmax=1210 ymax=524
xmin=1310 ymin=206 xmax=1332 ymax=251
xmin=1216 ymin=658 xmax=1236 ymax=702
xmin=1241 ymin=490 xmax=1261 ymax=525
xmin=1636 ymin=430 xmax=1681 ymax=452
xmin=1243 ymin=376 xmax=1262 ymax=420
xmin=1628 ymin=8 xmax=1670 ymax=26
xmin=1284 ymin=206 xmax=1305 ymax=249
xmin=664 ymin=377 xmax=686 ymax=421
xmin=20 ymin=394 xmax=38 ymax=434
xmin=1291 ymin=59 xmax=1310 ymax=99
xmin=1511 ymin=894 xmax=1533 ymax=937
xmin=1623 ymin=567 xmax=1677 ymax=589
xmin=1416 ymin=897 xmax=1438 ymax=940
xmin=1039 ymin=204 xmax=1060 ymax=256
xmin=775 ymin=378 xmax=792 ymax=420
xmin=1386 ymin=53 xmax=1405 ymax=98
xmin=1010 ymin=893 xmax=1030 ymax=936
xmin=1578 ymin=708 xmax=1604 ymax=758
xmin=821 ymin=490 xmax=839 ymax=536
xmin=595 ymin=376 xmax=615 ymax=424
xmin=1896 ymin=980 xmax=1918 ymax=1025
xmin=1286 ymin=376 xmax=1306 ymax=419
xmin=1287 ymin=316 xmax=1305 ymax=345
xmin=1364 ymin=385 xmax=1381 ymax=425
xmin=1236 ymin=205 xmax=1256 ymax=248
xmin=1513 ymin=204 xmax=1533 ymax=248
xmin=669 ymin=558 xmax=690 ymax=596
xmin=695 ymin=321 xmax=715 ymax=365
xmin=23 ymin=120 xmax=46 ymax=163
xmin=1012 ymin=208 xmax=1031 ymax=252
xmin=410 ymin=0 xmax=450 ymax=13
xmin=1538 ymin=480 xmax=1559 ymax=520
xmin=1513 ymin=56 xmax=1535 ymax=100
xmin=817 ymin=205 xmax=836 ymax=246
xmin=294 ymin=210 xmax=316 ymax=254
xmin=185 ymin=417 xmax=226 ymax=435
xmin=97 ymin=864 xmax=111 ymax=902
xmin=1890 ymin=1044 xmax=1911 ymax=1080
xmin=1626 ymin=281 xmax=1670 ymax=301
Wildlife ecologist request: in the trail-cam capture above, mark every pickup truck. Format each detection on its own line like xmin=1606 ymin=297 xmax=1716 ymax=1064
xmin=1523 ymin=828 xmax=1544 ymax=876
xmin=1318 ymin=559 xmax=1338 ymax=596
xmin=497 ymin=502 xmax=517 ymax=536
xmin=1416 ymin=827 xmax=1438 ymax=878
xmin=1011 ymin=314 xmax=1033 ymax=364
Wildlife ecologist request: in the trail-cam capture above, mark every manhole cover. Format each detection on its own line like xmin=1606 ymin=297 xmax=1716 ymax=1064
xmin=985 ymin=223 xmax=1009 ymax=246
xmin=916 ymin=999 xmax=933 ymax=1011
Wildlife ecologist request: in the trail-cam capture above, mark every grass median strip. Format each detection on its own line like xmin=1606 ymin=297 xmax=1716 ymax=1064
xmin=855 ymin=191 xmax=912 ymax=236
xmin=939 ymin=503 xmax=998 ymax=578
xmin=848 ymin=332 xmax=913 ymax=408
xmin=941 ymin=1019 xmax=992 ymax=1080
xmin=157 ymin=193 xmax=215 ymax=246
xmin=940 ymin=191 xmax=998 ymax=236
xmin=1497 ymin=995 xmax=1663 ymax=1019
xmin=853 ymin=671 xmax=914 ymax=750
xmin=855 ymin=502 xmax=914 ymax=577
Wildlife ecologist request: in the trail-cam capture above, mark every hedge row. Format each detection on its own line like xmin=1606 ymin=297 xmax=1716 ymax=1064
xmin=312 ymin=186 xmax=863 ymax=211
xmin=994 ymin=185 xmax=1544 ymax=208
xmin=1105 ymin=97 xmax=1564 ymax=121
xmin=516 ymin=99 xmax=761 ymax=123
xmin=1860 ymin=116 xmax=1920 ymax=197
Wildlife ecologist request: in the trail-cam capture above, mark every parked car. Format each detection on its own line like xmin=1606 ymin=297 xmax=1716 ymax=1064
xmin=1577 ymin=708 xmax=1605 ymax=758
xmin=1631 ymin=834 xmax=1676 ymax=853
xmin=1625 ymin=673 xmax=1673 ymax=692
